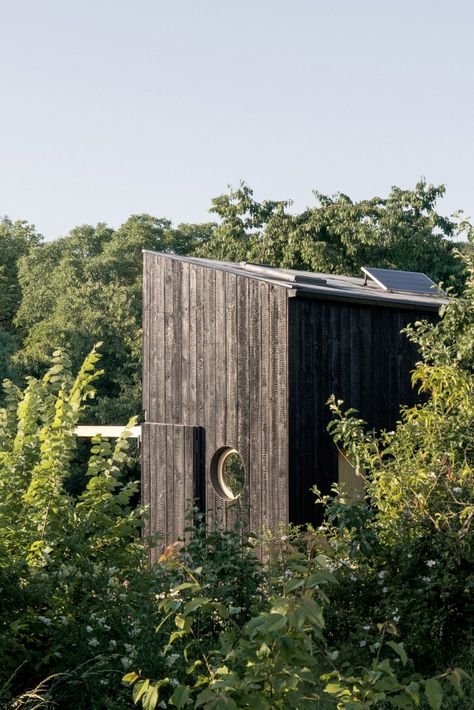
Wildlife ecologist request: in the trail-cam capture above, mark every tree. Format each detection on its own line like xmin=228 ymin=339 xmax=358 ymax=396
xmin=198 ymin=180 xmax=472 ymax=289
xmin=0 ymin=216 xmax=42 ymax=331
xmin=0 ymin=217 xmax=42 ymax=385
xmin=14 ymin=215 xmax=211 ymax=422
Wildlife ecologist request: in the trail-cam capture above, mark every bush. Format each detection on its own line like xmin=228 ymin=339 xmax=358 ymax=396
xmin=0 ymin=353 xmax=266 ymax=708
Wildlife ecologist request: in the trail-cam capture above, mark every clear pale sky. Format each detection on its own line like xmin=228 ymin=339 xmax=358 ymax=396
xmin=1 ymin=0 xmax=473 ymax=240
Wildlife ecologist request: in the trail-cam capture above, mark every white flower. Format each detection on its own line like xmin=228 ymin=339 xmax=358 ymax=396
xmin=165 ymin=653 xmax=180 ymax=667
xmin=382 ymin=586 xmax=389 ymax=593
xmin=121 ymin=657 xmax=133 ymax=669
xmin=359 ymin=640 xmax=366 ymax=647
xmin=109 ymin=640 xmax=117 ymax=648
xmin=453 ymin=487 xmax=462 ymax=494
xmin=426 ymin=560 xmax=436 ymax=568
xmin=86 ymin=625 xmax=93 ymax=633
xmin=349 ymin=574 xmax=357 ymax=582
xmin=124 ymin=643 xmax=135 ymax=653
xmin=377 ymin=571 xmax=386 ymax=580
xmin=407 ymin=553 xmax=412 ymax=558
xmin=421 ymin=576 xmax=431 ymax=583
xmin=88 ymin=638 xmax=100 ymax=648
xmin=393 ymin=615 xmax=400 ymax=623
xmin=362 ymin=625 xmax=370 ymax=631
xmin=38 ymin=616 xmax=52 ymax=625
xmin=280 ymin=535 xmax=288 ymax=541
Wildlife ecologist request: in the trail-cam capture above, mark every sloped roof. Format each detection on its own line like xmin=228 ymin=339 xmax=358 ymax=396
xmin=144 ymin=251 xmax=447 ymax=312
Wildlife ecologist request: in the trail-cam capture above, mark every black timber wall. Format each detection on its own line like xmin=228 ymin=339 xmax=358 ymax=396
xmin=287 ymin=296 xmax=439 ymax=526
xmin=143 ymin=252 xmax=289 ymax=538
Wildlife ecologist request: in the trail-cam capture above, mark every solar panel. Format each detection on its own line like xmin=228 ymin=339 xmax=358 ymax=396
xmin=361 ymin=267 xmax=442 ymax=295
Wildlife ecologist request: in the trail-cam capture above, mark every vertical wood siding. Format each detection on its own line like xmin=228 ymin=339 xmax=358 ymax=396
xmin=143 ymin=253 xmax=289 ymax=538
xmin=141 ymin=422 xmax=203 ymax=560
xmin=287 ymin=297 xmax=438 ymax=525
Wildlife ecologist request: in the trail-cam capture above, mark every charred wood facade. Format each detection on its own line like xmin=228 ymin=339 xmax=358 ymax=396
xmin=142 ymin=251 xmax=440 ymax=544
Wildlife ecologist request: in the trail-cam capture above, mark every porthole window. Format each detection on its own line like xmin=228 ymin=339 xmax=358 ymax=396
xmin=210 ymin=447 xmax=245 ymax=501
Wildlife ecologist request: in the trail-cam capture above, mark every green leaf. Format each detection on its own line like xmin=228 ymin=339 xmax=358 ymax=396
xmin=142 ymin=684 xmax=159 ymax=710
xmin=195 ymin=688 xmax=216 ymax=707
xmin=299 ymin=597 xmax=325 ymax=629
xmin=186 ymin=659 xmax=202 ymax=675
xmin=405 ymin=681 xmax=420 ymax=705
xmin=123 ymin=672 xmax=139 ymax=684
xmin=285 ymin=577 xmax=304 ymax=592
xmin=133 ymin=679 xmax=150 ymax=704
xmin=448 ymin=668 xmax=469 ymax=696
xmin=183 ymin=596 xmax=211 ymax=614
xmin=170 ymin=685 xmax=192 ymax=708
xmin=425 ymin=678 xmax=443 ymax=710
xmin=386 ymin=640 xmax=408 ymax=666
xmin=176 ymin=614 xmax=186 ymax=629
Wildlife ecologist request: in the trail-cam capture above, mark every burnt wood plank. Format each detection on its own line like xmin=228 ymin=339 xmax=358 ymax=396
xmin=173 ymin=424 xmax=185 ymax=540
xmin=215 ymin=269 xmax=226 ymax=448
xmin=275 ymin=288 xmax=288 ymax=527
xmin=172 ymin=259 xmax=183 ymax=424
xmin=248 ymin=278 xmax=261 ymax=532
xmin=141 ymin=423 xmax=151 ymax=539
xmin=142 ymin=254 xmax=151 ymax=419
xmin=180 ymin=263 xmax=190 ymax=425
xmin=163 ymin=257 xmax=174 ymax=423
xmin=225 ymin=273 xmax=238 ymax=448
xmin=189 ymin=264 xmax=197 ymax=424
xmin=259 ymin=282 xmax=270 ymax=529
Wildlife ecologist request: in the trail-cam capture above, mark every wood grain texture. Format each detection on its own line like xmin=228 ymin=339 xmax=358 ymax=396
xmin=141 ymin=422 xmax=203 ymax=561
xmin=288 ymin=297 xmax=438 ymax=525
xmin=143 ymin=252 xmax=290 ymax=539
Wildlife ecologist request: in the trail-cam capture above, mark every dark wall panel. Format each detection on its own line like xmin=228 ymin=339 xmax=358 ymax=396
xmin=288 ymin=297 xmax=438 ymax=525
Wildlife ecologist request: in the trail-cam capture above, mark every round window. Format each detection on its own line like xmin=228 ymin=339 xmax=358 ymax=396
xmin=211 ymin=447 xmax=245 ymax=501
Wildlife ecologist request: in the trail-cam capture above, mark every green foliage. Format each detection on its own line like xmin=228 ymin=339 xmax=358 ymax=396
xmin=319 ymin=256 xmax=474 ymax=706
xmin=13 ymin=216 xmax=212 ymax=422
xmin=0 ymin=347 xmax=161 ymax=707
xmin=5 ymin=180 xmax=471 ymax=425
xmin=0 ymin=217 xmax=42 ymax=390
xmin=126 ymin=532 xmax=467 ymax=709
xmin=0 ymin=216 xmax=41 ymax=332
xmin=198 ymin=180 xmax=471 ymax=288
xmin=2 ymin=193 xmax=473 ymax=708
xmin=124 ymin=256 xmax=473 ymax=709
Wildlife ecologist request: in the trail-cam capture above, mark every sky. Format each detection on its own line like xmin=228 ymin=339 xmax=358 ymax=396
xmin=1 ymin=0 xmax=473 ymax=240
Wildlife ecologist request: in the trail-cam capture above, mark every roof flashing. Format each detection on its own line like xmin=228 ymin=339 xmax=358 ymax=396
xmin=143 ymin=251 xmax=446 ymax=310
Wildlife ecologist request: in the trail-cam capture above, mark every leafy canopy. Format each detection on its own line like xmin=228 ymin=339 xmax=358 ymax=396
xmin=198 ymin=180 xmax=471 ymax=288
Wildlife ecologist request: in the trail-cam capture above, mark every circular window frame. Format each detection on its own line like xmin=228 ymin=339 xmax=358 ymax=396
xmin=210 ymin=447 xmax=246 ymax=501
